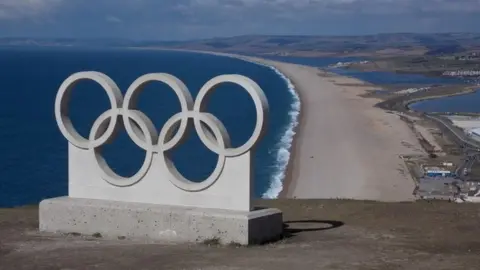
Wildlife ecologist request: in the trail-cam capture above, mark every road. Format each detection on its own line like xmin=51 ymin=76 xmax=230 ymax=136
xmin=425 ymin=114 xmax=480 ymax=149
xmin=425 ymin=114 xmax=480 ymax=181
xmin=456 ymin=155 xmax=478 ymax=180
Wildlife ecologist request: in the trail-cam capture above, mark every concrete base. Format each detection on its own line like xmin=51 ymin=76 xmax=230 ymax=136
xmin=39 ymin=197 xmax=283 ymax=245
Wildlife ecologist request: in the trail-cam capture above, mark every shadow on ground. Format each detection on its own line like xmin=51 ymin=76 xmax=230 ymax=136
xmin=282 ymin=220 xmax=344 ymax=239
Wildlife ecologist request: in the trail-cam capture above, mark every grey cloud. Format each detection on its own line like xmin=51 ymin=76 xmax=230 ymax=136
xmin=105 ymin=15 xmax=122 ymax=23
xmin=226 ymin=0 xmax=480 ymax=14
xmin=0 ymin=0 xmax=478 ymax=39
xmin=0 ymin=0 xmax=62 ymax=19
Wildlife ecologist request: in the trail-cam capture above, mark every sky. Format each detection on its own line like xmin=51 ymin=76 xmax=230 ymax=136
xmin=0 ymin=0 xmax=479 ymax=40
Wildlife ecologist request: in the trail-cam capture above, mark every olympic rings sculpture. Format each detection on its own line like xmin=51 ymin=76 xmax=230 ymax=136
xmin=55 ymin=72 xmax=269 ymax=192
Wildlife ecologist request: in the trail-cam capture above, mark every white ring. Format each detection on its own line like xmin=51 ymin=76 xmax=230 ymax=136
xmin=123 ymin=73 xmax=193 ymax=152
xmin=193 ymin=74 xmax=269 ymax=157
xmin=89 ymin=109 xmax=154 ymax=187
xmin=54 ymin=71 xmax=123 ymax=149
xmin=159 ymin=112 xmax=228 ymax=192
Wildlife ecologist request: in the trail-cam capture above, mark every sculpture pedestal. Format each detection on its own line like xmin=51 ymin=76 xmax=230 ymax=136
xmin=39 ymin=197 xmax=283 ymax=245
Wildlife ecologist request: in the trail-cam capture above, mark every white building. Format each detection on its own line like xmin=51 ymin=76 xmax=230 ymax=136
xmin=468 ymin=127 xmax=480 ymax=141
xmin=455 ymin=188 xmax=480 ymax=203
xmin=424 ymin=166 xmax=453 ymax=177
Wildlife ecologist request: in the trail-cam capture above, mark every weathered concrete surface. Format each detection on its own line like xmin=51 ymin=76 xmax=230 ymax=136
xmin=2 ymin=199 xmax=480 ymax=270
xmin=39 ymin=197 xmax=283 ymax=245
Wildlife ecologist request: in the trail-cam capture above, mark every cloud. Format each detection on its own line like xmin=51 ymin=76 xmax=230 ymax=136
xmin=0 ymin=0 xmax=62 ymax=19
xmin=192 ymin=0 xmax=480 ymax=15
xmin=0 ymin=0 xmax=478 ymax=39
xmin=105 ymin=15 xmax=122 ymax=23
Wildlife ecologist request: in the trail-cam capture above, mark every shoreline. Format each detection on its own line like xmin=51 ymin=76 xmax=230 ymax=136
xmin=129 ymin=47 xmax=300 ymax=198
xmin=227 ymin=53 xmax=420 ymax=201
xmin=257 ymin=59 xmax=421 ymax=201
xmin=129 ymin=47 xmax=302 ymax=198
xmin=133 ymin=47 xmax=424 ymax=200
xmin=280 ymin=79 xmax=302 ymax=198
xmin=132 ymin=47 xmax=473 ymax=200
xmin=206 ymin=54 xmax=302 ymax=199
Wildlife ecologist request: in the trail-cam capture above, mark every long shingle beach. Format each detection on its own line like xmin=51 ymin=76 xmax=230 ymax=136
xmin=146 ymin=49 xmax=425 ymax=201
xmin=240 ymin=56 xmax=424 ymax=201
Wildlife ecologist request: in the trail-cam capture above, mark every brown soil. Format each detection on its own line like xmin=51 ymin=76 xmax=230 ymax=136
xmin=2 ymin=200 xmax=480 ymax=269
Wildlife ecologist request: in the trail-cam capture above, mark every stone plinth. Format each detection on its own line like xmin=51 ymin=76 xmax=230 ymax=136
xmin=39 ymin=197 xmax=283 ymax=245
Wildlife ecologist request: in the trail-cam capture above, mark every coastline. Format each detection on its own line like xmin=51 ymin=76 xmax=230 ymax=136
xmin=254 ymin=58 xmax=422 ymax=201
xmin=129 ymin=47 xmax=302 ymax=198
xmin=205 ymin=51 xmax=422 ymax=201
xmin=130 ymin=47 xmax=440 ymax=201
xmin=204 ymin=53 xmax=302 ymax=199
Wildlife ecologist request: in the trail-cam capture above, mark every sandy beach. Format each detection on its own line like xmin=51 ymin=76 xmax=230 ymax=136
xmin=235 ymin=55 xmax=424 ymax=201
xmin=141 ymin=48 xmax=425 ymax=201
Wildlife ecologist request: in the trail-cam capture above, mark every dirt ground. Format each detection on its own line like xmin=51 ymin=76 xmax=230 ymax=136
xmin=1 ymin=199 xmax=480 ymax=270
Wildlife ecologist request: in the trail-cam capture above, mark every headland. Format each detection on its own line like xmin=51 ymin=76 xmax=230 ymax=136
xmin=3 ymin=37 xmax=480 ymax=268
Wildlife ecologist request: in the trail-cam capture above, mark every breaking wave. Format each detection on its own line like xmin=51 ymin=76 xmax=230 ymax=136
xmin=219 ymin=54 xmax=301 ymax=199
xmin=240 ymin=58 xmax=300 ymax=198
xmin=261 ymin=65 xmax=300 ymax=198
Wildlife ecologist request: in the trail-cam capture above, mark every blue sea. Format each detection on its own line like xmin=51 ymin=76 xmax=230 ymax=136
xmin=0 ymin=47 xmax=299 ymax=207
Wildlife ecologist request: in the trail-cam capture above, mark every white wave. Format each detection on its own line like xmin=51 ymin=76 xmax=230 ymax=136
xmin=214 ymin=54 xmax=301 ymax=199
xmin=260 ymin=65 xmax=300 ymax=199
xmin=237 ymin=57 xmax=300 ymax=198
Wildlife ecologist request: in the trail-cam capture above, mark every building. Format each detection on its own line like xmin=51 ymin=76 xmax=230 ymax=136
xmin=416 ymin=177 xmax=460 ymax=201
xmin=455 ymin=187 xmax=480 ymax=203
xmin=468 ymin=127 xmax=480 ymax=141
xmin=426 ymin=170 xmax=454 ymax=177
xmin=465 ymin=180 xmax=480 ymax=188
xmin=424 ymin=166 xmax=454 ymax=177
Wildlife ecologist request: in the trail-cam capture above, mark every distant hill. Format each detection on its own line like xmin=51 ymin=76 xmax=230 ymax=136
xmin=2 ymin=33 xmax=480 ymax=57
xmin=132 ymin=33 xmax=480 ymax=57
xmin=0 ymin=37 xmax=137 ymax=47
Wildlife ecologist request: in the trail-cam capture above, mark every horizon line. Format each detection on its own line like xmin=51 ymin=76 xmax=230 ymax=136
xmin=0 ymin=32 xmax=477 ymax=43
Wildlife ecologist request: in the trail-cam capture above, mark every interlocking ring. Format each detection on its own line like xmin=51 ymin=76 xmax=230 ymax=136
xmin=55 ymin=71 xmax=269 ymax=191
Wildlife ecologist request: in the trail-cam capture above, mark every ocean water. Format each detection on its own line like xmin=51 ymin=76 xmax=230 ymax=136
xmin=0 ymin=47 xmax=298 ymax=207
